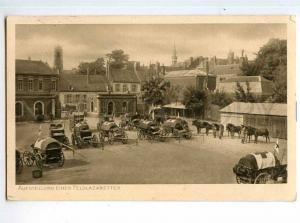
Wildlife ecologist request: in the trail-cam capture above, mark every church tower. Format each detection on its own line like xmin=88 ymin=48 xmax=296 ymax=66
xmin=172 ymin=43 xmax=177 ymax=66
xmin=54 ymin=45 xmax=63 ymax=74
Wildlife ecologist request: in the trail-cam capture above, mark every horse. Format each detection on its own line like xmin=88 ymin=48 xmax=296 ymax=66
xmin=254 ymin=128 xmax=270 ymax=143
xmin=241 ymin=125 xmax=256 ymax=143
xmin=192 ymin=120 xmax=214 ymax=135
xmin=226 ymin=123 xmax=242 ymax=138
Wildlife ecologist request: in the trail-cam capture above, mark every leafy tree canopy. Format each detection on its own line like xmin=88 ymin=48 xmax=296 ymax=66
xmin=183 ymin=86 xmax=208 ymax=118
xmin=142 ymin=77 xmax=170 ymax=106
xmin=78 ymin=57 xmax=105 ymax=75
xmin=235 ymin=81 xmax=255 ymax=103
xmin=106 ymin=49 xmax=129 ymax=69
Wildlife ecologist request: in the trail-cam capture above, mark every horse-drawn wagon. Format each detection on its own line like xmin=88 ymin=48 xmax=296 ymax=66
xmin=137 ymin=120 xmax=162 ymax=141
xmin=119 ymin=113 xmax=141 ymax=130
xmin=71 ymin=121 xmax=99 ymax=148
xmin=69 ymin=112 xmax=85 ymax=130
xmin=161 ymin=118 xmax=192 ymax=139
xmin=99 ymin=121 xmax=128 ymax=144
xmin=49 ymin=121 xmax=70 ymax=145
xmin=233 ymin=151 xmax=287 ymax=184
xmin=22 ymin=137 xmax=65 ymax=169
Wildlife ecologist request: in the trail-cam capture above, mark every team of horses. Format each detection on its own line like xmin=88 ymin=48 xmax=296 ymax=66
xmin=192 ymin=119 xmax=270 ymax=143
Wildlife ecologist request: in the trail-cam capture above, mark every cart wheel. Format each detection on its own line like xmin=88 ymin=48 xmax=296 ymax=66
xmin=58 ymin=152 xmax=65 ymax=167
xmin=23 ymin=151 xmax=34 ymax=167
xmin=122 ymin=134 xmax=128 ymax=144
xmin=35 ymin=153 xmax=44 ymax=169
xmin=236 ymin=176 xmax=242 ymax=184
xmin=108 ymin=132 xmax=114 ymax=145
xmin=16 ymin=158 xmax=23 ymax=174
xmin=92 ymin=134 xmax=99 ymax=147
xmin=254 ymin=172 xmax=271 ymax=184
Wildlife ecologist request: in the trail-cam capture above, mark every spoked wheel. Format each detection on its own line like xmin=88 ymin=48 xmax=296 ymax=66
xmin=108 ymin=132 xmax=114 ymax=145
xmin=236 ymin=176 xmax=242 ymax=184
xmin=122 ymin=133 xmax=128 ymax=144
xmin=254 ymin=172 xmax=271 ymax=184
xmin=23 ymin=151 xmax=34 ymax=167
xmin=92 ymin=134 xmax=99 ymax=147
xmin=16 ymin=158 xmax=23 ymax=174
xmin=58 ymin=152 xmax=65 ymax=167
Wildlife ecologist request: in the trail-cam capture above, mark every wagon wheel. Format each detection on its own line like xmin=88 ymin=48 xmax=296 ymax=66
xmin=22 ymin=151 xmax=34 ymax=167
xmin=108 ymin=132 xmax=114 ymax=144
xmin=58 ymin=152 xmax=65 ymax=167
xmin=254 ymin=172 xmax=272 ymax=184
xmin=92 ymin=134 xmax=99 ymax=147
xmin=236 ymin=176 xmax=242 ymax=184
xmin=16 ymin=157 xmax=23 ymax=174
xmin=122 ymin=133 xmax=128 ymax=144
xmin=35 ymin=153 xmax=44 ymax=169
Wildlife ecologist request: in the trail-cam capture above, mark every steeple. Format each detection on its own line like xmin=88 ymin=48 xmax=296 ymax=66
xmin=172 ymin=42 xmax=177 ymax=66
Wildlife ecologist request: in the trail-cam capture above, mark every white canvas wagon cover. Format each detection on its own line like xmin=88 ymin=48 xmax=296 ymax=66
xmin=34 ymin=137 xmax=61 ymax=151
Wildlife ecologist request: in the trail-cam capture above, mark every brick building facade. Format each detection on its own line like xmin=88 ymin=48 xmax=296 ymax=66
xmin=15 ymin=59 xmax=59 ymax=121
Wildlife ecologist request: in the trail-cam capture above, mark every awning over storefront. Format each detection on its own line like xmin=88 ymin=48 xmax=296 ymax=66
xmin=163 ymin=102 xmax=186 ymax=110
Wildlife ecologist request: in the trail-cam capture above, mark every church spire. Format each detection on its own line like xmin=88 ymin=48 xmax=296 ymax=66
xmin=172 ymin=42 xmax=177 ymax=66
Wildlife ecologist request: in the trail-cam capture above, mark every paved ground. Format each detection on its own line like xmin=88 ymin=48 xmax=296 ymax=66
xmin=15 ymin=118 xmax=287 ymax=184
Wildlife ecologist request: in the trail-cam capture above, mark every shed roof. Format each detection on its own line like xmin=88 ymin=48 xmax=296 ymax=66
xmin=165 ymin=69 xmax=215 ymax=78
xmin=16 ymin=59 xmax=55 ymax=75
xmin=220 ymin=102 xmax=287 ymax=117
xmin=58 ymin=73 xmax=108 ymax=92
xmin=210 ymin=64 xmax=241 ymax=76
xmin=163 ymin=102 xmax=186 ymax=109
xmin=110 ymin=68 xmax=140 ymax=83
xmin=221 ymin=76 xmax=272 ymax=83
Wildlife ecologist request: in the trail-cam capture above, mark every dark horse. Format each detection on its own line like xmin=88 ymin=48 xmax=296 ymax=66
xmin=226 ymin=123 xmax=242 ymax=138
xmin=241 ymin=125 xmax=270 ymax=143
xmin=192 ymin=120 xmax=214 ymax=135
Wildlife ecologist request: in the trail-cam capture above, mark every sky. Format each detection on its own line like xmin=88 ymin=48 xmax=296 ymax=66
xmin=16 ymin=24 xmax=287 ymax=70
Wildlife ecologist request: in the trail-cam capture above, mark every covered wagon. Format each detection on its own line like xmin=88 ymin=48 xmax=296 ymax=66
xmin=99 ymin=121 xmax=128 ymax=144
xmin=161 ymin=118 xmax=192 ymax=139
xmin=233 ymin=151 xmax=287 ymax=184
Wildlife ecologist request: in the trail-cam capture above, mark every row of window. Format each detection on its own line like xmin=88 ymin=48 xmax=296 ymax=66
xmin=17 ymin=79 xmax=57 ymax=91
xmin=114 ymin=83 xmax=138 ymax=93
xmin=64 ymin=94 xmax=91 ymax=104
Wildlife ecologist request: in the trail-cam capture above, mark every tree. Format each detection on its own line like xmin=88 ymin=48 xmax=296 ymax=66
xmin=78 ymin=57 xmax=105 ymax=75
xmin=239 ymin=39 xmax=287 ymax=103
xmin=183 ymin=86 xmax=208 ymax=118
xmin=209 ymin=91 xmax=233 ymax=108
xmin=163 ymin=85 xmax=181 ymax=105
xmin=235 ymin=81 xmax=255 ymax=102
xmin=106 ymin=49 xmax=129 ymax=69
xmin=142 ymin=77 xmax=170 ymax=107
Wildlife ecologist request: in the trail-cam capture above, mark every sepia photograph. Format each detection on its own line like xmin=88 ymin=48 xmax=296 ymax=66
xmin=6 ymin=16 xmax=296 ymax=200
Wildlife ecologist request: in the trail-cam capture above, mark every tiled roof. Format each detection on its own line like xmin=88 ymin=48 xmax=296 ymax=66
xmin=16 ymin=59 xmax=55 ymax=75
xmin=220 ymin=102 xmax=287 ymax=116
xmin=221 ymin=76 xmax=272 ymax=83
xmin=165 ymin=69 xmax=215 ymax=78
xmin=110 ymin=68 xmax=140 ymax=83
xmin=136 ymin=69 xmax=151 ymax=82
xmin=210 ymin=64 xmax=242 ymax=76
xmin=58 ymin=73 xmax=108 ymax=92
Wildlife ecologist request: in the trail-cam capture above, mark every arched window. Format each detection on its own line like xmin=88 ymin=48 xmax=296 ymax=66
xmin=90 ymin=101 xmax=94 ymax=112
xmin=15 ymin=102 xmax=23 ymax=117
xmin=33 ymin=101 xmax=44 ymax=116
xmin=122 ymin=101 xmax=127 ymax=113
xmin=107 ymin=101 xmax=114 ymax=115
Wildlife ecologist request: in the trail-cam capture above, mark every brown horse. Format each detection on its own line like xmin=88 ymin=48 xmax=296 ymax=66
xmin=241 ymin=125 xmax=270 ymax=143
xmin=254 ymin=128 xmax=270 ymax=143
xmin=226 ymin=123 xmax=242 ymax=138
xmin=192 ymin=120 xmax=214 ymax=135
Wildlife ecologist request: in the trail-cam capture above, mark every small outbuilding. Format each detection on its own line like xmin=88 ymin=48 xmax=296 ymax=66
xmin=220 ymin=102 xmax=287 ymax=139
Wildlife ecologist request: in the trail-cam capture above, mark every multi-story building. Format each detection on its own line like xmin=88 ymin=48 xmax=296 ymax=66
xmin=15 ymin=59 xmax=59 ymax=121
